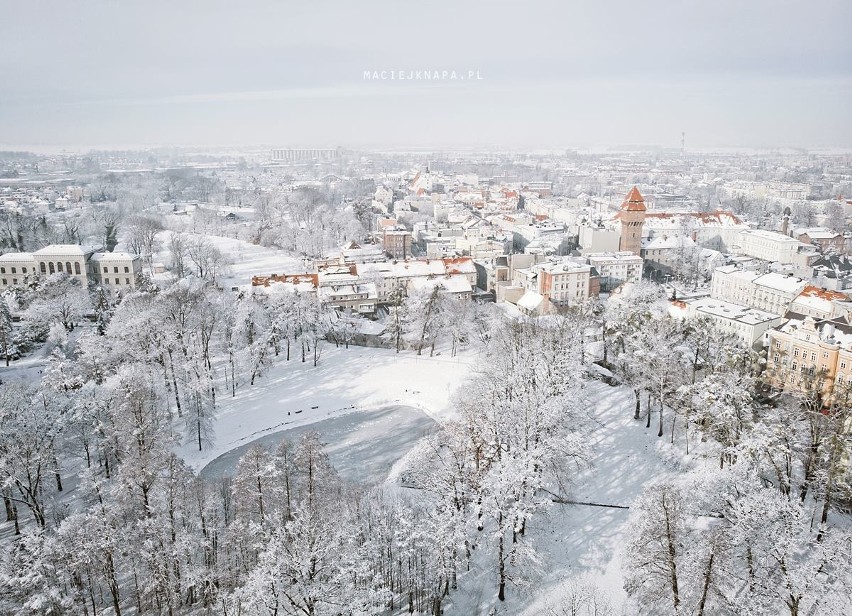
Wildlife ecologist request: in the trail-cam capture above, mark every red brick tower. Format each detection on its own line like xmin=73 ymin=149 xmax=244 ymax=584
xmin=618 ymin=186 xmax=647 ymax=255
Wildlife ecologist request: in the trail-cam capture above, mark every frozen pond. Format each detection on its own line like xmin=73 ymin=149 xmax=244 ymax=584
xmin=200 ymin=406 xmax=436 ymax=485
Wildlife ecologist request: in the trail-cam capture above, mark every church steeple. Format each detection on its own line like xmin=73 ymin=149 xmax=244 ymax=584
xmin=618 ymin=186 xmax=646 ymax=255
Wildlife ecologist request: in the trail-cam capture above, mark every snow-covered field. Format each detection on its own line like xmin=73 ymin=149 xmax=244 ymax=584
xmin=176 ymin=343 xmax=476 ymax=472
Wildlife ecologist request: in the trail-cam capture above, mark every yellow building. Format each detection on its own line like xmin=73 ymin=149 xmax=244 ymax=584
xmin=766 ymin=315 xmax=852 ymax=400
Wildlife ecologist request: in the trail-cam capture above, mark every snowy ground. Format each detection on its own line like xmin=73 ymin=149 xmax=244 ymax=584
xmin=442 ymin=381 xmax=702 ymax=616
xmin=0 ymin=353 xmax=48 ymax=385
xmin=176 ymin=343 xmax=477 ymax=472
xmin=200 ymin=406 xmax=436 ymax=485
xmin=144 ymin=229 xmax=306 ymax=289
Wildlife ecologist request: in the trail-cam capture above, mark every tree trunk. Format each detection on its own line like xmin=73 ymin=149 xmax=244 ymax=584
xmin=696 ymin=550 xmax=714 ymax=616
xmin=633 ymin=389 xmax=641 ymax=420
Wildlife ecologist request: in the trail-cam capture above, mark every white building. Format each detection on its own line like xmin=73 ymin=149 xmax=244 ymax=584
xmin=0 ymin=245 xmax=143 ymax=293
xmin=641 ymin=211 xmax=748 ymax=252
xmin=90 ymin=252 xmax=143 ymax=294
xmin=513 ymin=257 xmax=592 ymax=306
xmin=578 ymin=224 xmax=621 ymax=255
xmin=0 ymin=252 xmax=35 ymax=288
xmin=586 ymin=251 xmax=643 ymax=292
xmin=736 ymin=229 xmax=804 ymax=264
xmin=33 ymin=244 xmax=94 ymax=283
xmin=710 ymin=265 xmax=761 ymax=306
xmin=686 ymin=297 xmax=783 ymax=348
xmin=355 ymin=257 xmax=477 ymax=301
xmin=751 ymin=272 xmax=808 ymax=316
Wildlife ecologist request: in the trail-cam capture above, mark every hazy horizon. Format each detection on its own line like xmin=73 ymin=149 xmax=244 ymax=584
xmin=2 ymin=0 xmax=851 ymax=151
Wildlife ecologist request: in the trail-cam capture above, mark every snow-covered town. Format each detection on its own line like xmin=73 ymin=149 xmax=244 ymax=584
xmin=2 ymin=2 xmax=852 ymax=615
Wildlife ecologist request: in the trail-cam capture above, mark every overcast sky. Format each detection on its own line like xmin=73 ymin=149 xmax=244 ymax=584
xmin=1 ymin=0 xmax=850 ymax=150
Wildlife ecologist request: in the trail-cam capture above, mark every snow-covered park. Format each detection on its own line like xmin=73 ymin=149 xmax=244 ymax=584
xmin=181 ymin=339 xmax=691 ymax=615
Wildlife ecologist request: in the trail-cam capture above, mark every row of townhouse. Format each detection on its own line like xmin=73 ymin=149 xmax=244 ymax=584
xmin=251 ymin=257 xmax=478 ymax=313
xmin=0 ymin=245 xmax=142 ymax=294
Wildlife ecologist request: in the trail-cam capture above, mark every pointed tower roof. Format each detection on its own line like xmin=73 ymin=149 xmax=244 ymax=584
xmin=622 ymin=186 xmax=647 ymax=211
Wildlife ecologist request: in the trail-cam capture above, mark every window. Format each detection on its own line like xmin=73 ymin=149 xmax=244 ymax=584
xmin=1 ymin=279 xmax=5 ymax=285
xmin=0 ymin=267 xmax=4 ymax=274
xmin=794 ymin=348 xmax=800 ymax=358
xmin=103 ymin=266 xmax=108 ymax=273
xmin=792 ymin=361 xmax=798 ymax=371
xmin=124 ymin=266 xmax=129 ymax=273
xmin=125 ymin=278 xmax=130 ymax=284
xmin=11 ymin=278 xmax=16 ymax=284
xmin=48 ymin=262 xmax=55 ymax=274
xmin=823 ymin=352 xmax=829 ymax=359
xmin=841 ymin=361 xmax=847 ymax=370
xmin=22 ymin=267 xmax=26 ymax=273
xmin=115 ymin=278 xmax=120 ymax=285
xmin=10 ymin=267 xmax=15 ymax=274
xmin=66 ymin=262 xmax=71 ymax=273
xmin=57 ymin=262 xmax=63 ymax=272
xmin=810 ymin=352 xmax=816 ymax=362
xmin=113 ymin=267 xmax=118 ymax=273
xmin=774 ymin=353 xmax=780 ymax=363
xmin=74 ymin=262 xmax=81 ymax=275
xmin=40 ymin=262 xmax=46 ymax=273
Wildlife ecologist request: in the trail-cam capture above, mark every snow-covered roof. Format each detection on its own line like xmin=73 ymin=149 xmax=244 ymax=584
xmin=739 ymin=229 xmax=800 ymax=244
xmin=0 ymin=252 xmax=33 ymax=261
xmin=690 ymin=298 xmax=782 ymax=326
xmin=516 ymin=290 xmax=545 ymax=311
xmin=531 ymin=258 xmax=591 ymax=275
xmin=586 ymin=251 xmax=644 ymax=265
xmin=753 ymin=272 xmax=807 ymax=294
xmin=33 ymin=244 xmax=97 ymax=256
xmin=90 ymin=251 xmax=139 ymax=261
xmin=790 ymin=286 xmax=851 ymax=314
xmin=642 ymin=235 xmax=696 ymax=250
xmin=794 ymin=227 xmax=842 ymax=240
xmin=408 ymin=275 xmax=472 ymax=295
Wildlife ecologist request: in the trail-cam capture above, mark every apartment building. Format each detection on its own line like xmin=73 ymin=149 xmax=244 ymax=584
xmin=751 ymin=273 xmax=808 ymax=316
xmin=383 ymin=229 xmax=412 ymax=259
xmin=794 ymin=227 xmax=846 ymax=254
xmin=788 ymin=286 xmax=852 ymax=320
xmin=586 ymin=251 xmax=643 ymax=292
xmin=766 ymin=315 xmax=852 ymax=399
xmin=737 ymin=229 xmax=804 ymax=264
xmin=711 ymin=267 xmax=807 ymax=316
xmin=686 ymin=298 xmax=783 ymax=348
xmin=711 ymin=265 xmax=761 ymax=305
xmin=513 ymin=257 xmax=593 ymax=306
